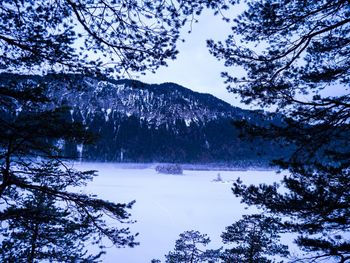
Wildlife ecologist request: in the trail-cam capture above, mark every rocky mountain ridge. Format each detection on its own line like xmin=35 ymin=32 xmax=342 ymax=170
xmin=0 ymin=73 xmax=283 ymax=163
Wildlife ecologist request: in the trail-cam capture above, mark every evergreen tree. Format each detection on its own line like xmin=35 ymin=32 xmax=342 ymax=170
xmin=0 ymin=158 xmax=138 ymax=261
xmin=208 ymin=0 xmax=350 ymax=262
xmin=0 ymin=75 xmax=138 ymax=260
xmin=0 ymin=0 xmax=230 ymax=259
xmin=0 ymin=0 xmax=228 ymax=76
xmin=165 ymin=230 xmax=221 ymax=263
xmin=221 ymin=214 xmax=289 ymax=263
xmin=0 ymin=161 xmax=105 ymax=262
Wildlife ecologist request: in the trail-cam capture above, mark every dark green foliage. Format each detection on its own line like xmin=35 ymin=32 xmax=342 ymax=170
xmin=165 ymin=230 xmax=221 ymax=263
xmin=208 ymin=0 xmax=350 ymax=262
xmin=221 ymin=214 xmax=289 ymax=263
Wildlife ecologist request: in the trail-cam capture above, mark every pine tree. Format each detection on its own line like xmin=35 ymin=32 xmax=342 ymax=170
xmin=0 ymin=162 xmax=103 ymax=262
xmin=221 ymin=214 xmax=289 ymax=263
xmin=208 ymin=0 xmax=350 ymax=262
xmin=165 ymin=230 xmax=221 ymax=263
xmin=0 ymin=0 xmax=228 ymax=76
xmin=0 ymin=0 xmax=230 ymax=259
xmin=0 ymin=160 xmax=138 ymax=262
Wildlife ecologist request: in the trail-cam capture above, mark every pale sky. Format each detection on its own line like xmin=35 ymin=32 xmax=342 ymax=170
xmin=137 ymin=3 xmax=350 ymax=113
xmin=136 ymin=9 xmax=249 ymax=109
xmin=137 ymin=8 xmax=347 ymax=111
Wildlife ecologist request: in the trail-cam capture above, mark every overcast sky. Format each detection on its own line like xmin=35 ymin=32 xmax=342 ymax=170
xmin=136 ymin=4 xmax=349 ymax=112
xmin=136 ymin=9 xmax=249 ymax=109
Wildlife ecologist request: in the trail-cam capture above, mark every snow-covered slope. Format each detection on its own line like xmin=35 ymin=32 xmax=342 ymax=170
xmin=41 ymin=75 xmax=249 ymax=127
xmin=0 ymin=73 xmax=283 ymax=163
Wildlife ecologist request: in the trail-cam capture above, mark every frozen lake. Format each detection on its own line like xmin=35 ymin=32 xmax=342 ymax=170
xmin=74 ymin=163 xmax=287 ymax=262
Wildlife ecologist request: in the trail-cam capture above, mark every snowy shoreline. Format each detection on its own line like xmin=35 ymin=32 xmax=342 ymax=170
xmin=72 ymin=161 xmax=277 ymax=171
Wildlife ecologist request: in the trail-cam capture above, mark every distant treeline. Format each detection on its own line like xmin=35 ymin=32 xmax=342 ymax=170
xmin=63 ymin=115 xmax=289 ymax=164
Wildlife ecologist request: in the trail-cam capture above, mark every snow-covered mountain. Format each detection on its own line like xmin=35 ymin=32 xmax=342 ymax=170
xmin=0 ymin=73 xmax=284 ymax=164
xmin=41 ymin=75 xmax=251 ymax=125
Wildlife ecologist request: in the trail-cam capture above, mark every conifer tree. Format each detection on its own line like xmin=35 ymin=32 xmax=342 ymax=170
xmin=221 ymin=214 xmax=289 ymax=263
xmin=165 ymin=230 xmax=221 ymax=263
xmin=208 ymin=0 xmax=350 ymax=261
xmin=0 ymin=0 xmax=229 ymax=76
xmin=0 ymin=159 xmax=138 ymax=262
xmin=0 ymin=162 xmax=104 ymax=262
xmin=0 ymin=0 xmax=229 ymax=259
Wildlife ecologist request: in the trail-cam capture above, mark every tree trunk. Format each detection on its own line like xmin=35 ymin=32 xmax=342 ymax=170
xmin=0 ymin=139 xmax=12 ymax=197
xmin=28 ymin=222 xmax=39 ymax=263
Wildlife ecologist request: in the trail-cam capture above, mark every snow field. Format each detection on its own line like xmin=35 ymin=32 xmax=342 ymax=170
xmin=74 ymin=163 xmax=287 ymax=263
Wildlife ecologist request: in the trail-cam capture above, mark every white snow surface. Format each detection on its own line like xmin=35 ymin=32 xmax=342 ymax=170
xmin=74 ymin=163 xmax=291 ymax=263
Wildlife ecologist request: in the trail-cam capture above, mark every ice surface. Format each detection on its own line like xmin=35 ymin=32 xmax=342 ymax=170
xmin=74 ymin=163 xmax=290 ymax=262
